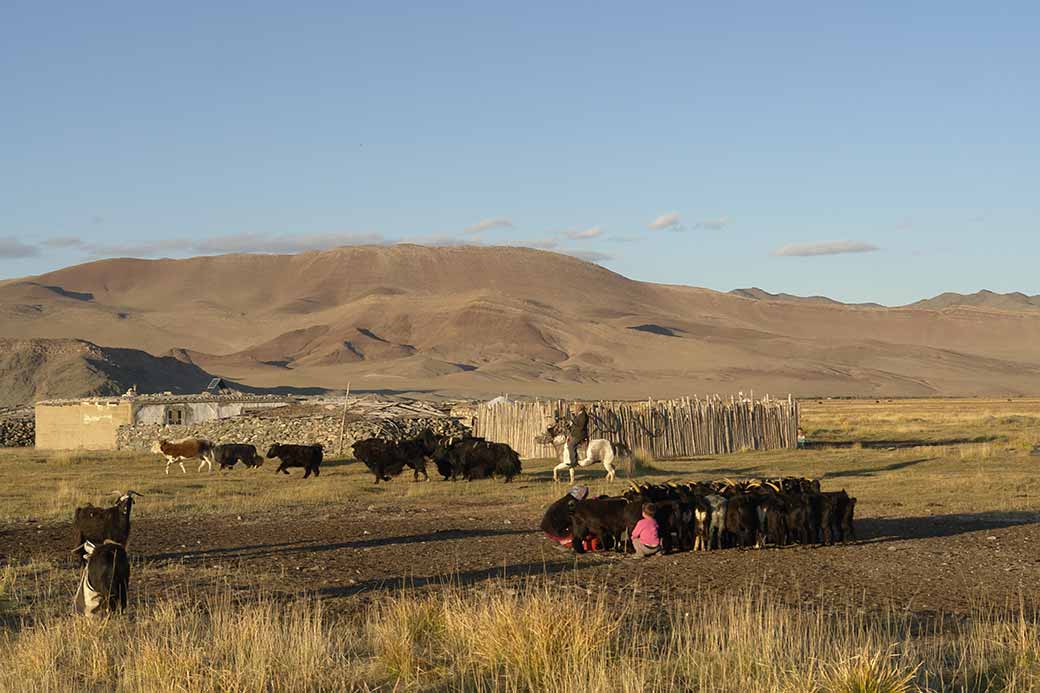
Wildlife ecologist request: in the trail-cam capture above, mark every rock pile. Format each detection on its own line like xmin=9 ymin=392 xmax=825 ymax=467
xmin=0 ymin=409 xmax=34 ymax=447
xmin=117 ymin=412 xmax=467 ymax=455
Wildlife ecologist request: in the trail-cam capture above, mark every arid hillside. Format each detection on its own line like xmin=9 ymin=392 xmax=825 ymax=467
xmin=2 ymin=244 xmax=1040 ymax=399
xmin=0 ymin=338 xmax=219 ymax=407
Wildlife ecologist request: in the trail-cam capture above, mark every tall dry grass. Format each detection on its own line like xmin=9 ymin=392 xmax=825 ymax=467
xmin=2 ymin=569 xmax=1039 ymax=692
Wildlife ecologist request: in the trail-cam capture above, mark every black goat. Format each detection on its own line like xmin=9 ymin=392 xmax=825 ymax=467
xmin=74 ymin=540 xmax=130 ymax=616
xmin=72 ymin=490 xmax=143 ymax=563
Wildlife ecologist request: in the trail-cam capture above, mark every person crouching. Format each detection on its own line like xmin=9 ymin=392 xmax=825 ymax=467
xmin=630 ymin=502 xmax=661 ymax=559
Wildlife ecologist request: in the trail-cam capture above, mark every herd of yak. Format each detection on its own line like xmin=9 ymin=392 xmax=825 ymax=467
xmin=152 ymin=430 xmax=524 ymax=482
xmin=66 ymin=430 xmax=855 ymax=617
xmin=541 ymin=477 xmax=857 ymax=554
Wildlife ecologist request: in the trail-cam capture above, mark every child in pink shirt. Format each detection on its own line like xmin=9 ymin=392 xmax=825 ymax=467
xmin=630 ymin=503 xmax=661 ymax=558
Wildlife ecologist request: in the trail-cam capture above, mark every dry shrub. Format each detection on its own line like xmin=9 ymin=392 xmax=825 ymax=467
xmin=0 ymin=595 xmax=366 ymax=693
xmin=620 ymin=447 xmax=661 ymax=477
xmin=817 ymin=650 xmax=919 ymax=693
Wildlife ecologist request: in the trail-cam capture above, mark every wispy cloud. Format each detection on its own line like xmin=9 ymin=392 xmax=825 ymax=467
xmin=464 ymin=218 xmax=513 ymax=234
xmin=771 ymin=241 xmax=880 ymax=257
xmin=0 ymin=238 xmax=40 ymax=258
xmin=41 ymin=236 xmax=86 ymax=248
xmin=648 ymin=213 xmax=731 ymax=232
xmin=648 ymin=212 xmax=682 ymax=231
xmin=563 ymin=226 xmax=603 ymax=240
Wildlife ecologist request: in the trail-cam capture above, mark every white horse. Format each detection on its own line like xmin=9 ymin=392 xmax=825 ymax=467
xmin=549 ymin=433 xmax=617 ymax=483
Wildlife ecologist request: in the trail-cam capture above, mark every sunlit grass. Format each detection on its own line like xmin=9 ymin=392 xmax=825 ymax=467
xmin=1 ymin=566 xmax=1039 ymax=692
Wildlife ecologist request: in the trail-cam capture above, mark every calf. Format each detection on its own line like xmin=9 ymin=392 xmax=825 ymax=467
xmin=73 ymin=491 xmax=142 ymax=563
xmin=214 ymin=443 xmax=264 ymax=470
xmin=150 ymin=437 xmax=215 ymax=474
xmin=267 ymin=443 xmax=324 ymax=478
xmin=74 ymin=540 xmax=130 ymax=616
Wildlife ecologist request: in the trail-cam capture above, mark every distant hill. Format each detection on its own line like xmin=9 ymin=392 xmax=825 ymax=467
xmin=906 ymin=290 xmax=1040 ymax=312
xmin=0 ymin=338 xmax=220 ymax=407
xmin=2 ymin=245 xmax=1040 ymax=398
xmin=729 ymin=287 xmax=885 ymax=309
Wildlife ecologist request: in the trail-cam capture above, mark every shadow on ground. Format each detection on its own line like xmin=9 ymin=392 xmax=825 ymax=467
xmin=316 ymin=557 xmax=604 ymax=598
xmin=857 ymin=510 xmax=1040 ymax=544
xmin=823 ymin=457 xmax=936 ymax=479
xmin=806 ymin=436 xmax=1001 ymax=450
xmin=144 ymin=527 xmax=531 ymax=563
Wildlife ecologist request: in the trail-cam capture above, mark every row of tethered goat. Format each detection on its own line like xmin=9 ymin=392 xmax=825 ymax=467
xmin=542 ymin=477 xmax=857 ymax=554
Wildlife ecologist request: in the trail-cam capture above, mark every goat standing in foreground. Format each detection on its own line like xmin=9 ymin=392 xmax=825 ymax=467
xmin=72 ymin=490 xmax=142 ymax=563
xmin=73 ymin=539 xmax=130 ymax=616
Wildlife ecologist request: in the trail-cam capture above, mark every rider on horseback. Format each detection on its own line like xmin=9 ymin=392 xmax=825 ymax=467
xmin=566 ymin=403 xmax=589 ymax=467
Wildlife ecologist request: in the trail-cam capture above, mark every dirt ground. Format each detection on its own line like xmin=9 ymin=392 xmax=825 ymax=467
xmin=3 ymin=472 xmax=1038 ymax=621
xmin=4 ymin=398 xmax=1040 ymax=627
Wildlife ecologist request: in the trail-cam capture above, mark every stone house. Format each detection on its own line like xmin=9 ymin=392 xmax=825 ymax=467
xmin=35 ymin=393 xmax=294 ymax=450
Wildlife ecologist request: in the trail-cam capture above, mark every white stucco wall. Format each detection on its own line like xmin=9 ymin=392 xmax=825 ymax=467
xmin=132 ymin=401 xmax=288 ymax=425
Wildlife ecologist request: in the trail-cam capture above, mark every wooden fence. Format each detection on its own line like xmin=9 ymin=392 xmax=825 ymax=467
xmin=466 ymin=395 xmax=800 ymax=459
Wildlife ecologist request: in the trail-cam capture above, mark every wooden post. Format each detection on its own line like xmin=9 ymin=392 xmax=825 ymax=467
xmin=337 ymin=382 xmax=351 ymax=455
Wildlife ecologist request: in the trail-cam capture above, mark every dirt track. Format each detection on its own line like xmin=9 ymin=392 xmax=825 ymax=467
xmin=4 ymin=484 xmax=1038 ymax=618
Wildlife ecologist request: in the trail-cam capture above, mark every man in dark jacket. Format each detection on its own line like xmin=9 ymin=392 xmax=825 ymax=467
xmin=565 ymin=404 xmax=589 ymax=468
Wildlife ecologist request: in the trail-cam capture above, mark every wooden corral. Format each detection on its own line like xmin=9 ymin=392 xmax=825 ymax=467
xmin=465 ymin=395 xmax=800 ymax=459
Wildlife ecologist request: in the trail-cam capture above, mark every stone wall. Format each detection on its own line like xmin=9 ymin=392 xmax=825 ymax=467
xmin=0 ymin=413 xmax=34 ymax=448
xmin=116 ymin=413 xmax=468 ymax=456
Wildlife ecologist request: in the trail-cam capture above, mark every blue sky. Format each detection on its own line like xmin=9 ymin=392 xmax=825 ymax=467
xmin=2 ymin=1 xmax=1037 ymax=305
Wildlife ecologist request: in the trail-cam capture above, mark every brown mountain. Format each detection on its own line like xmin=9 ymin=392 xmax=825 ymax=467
xmin=729 ymin=287 xmax=885 ymax=309
xmin=2 ymin=244 xmax=1040 ymax=399
xmin=906 ymin=290 xmax=1040 ymax=312
xmin=0 ymin=338 xmax=220 ymax=407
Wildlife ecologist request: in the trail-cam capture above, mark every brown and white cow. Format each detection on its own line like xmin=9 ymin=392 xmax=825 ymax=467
xmin=150 ymin=438 xmax=215 ymax=474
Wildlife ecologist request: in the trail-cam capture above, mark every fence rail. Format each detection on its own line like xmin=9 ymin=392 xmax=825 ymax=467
xmin=467 ymin=396 xmax=799 ymax=459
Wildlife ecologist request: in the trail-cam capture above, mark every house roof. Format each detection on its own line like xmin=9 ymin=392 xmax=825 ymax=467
xmin=36 ymin=393 xmax=296 ymax=406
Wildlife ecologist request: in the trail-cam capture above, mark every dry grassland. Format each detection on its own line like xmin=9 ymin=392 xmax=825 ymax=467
xmin=1 ymin=398 xmax=1039 ymax=691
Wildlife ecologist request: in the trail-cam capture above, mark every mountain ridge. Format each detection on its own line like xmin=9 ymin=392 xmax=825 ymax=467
xmin=2 ymin=245 xmax=1040 ymax=400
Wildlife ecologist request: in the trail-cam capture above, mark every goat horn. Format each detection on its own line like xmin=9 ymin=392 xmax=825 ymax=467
xmin=766 ymin=481 xmax=780 ymax=491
